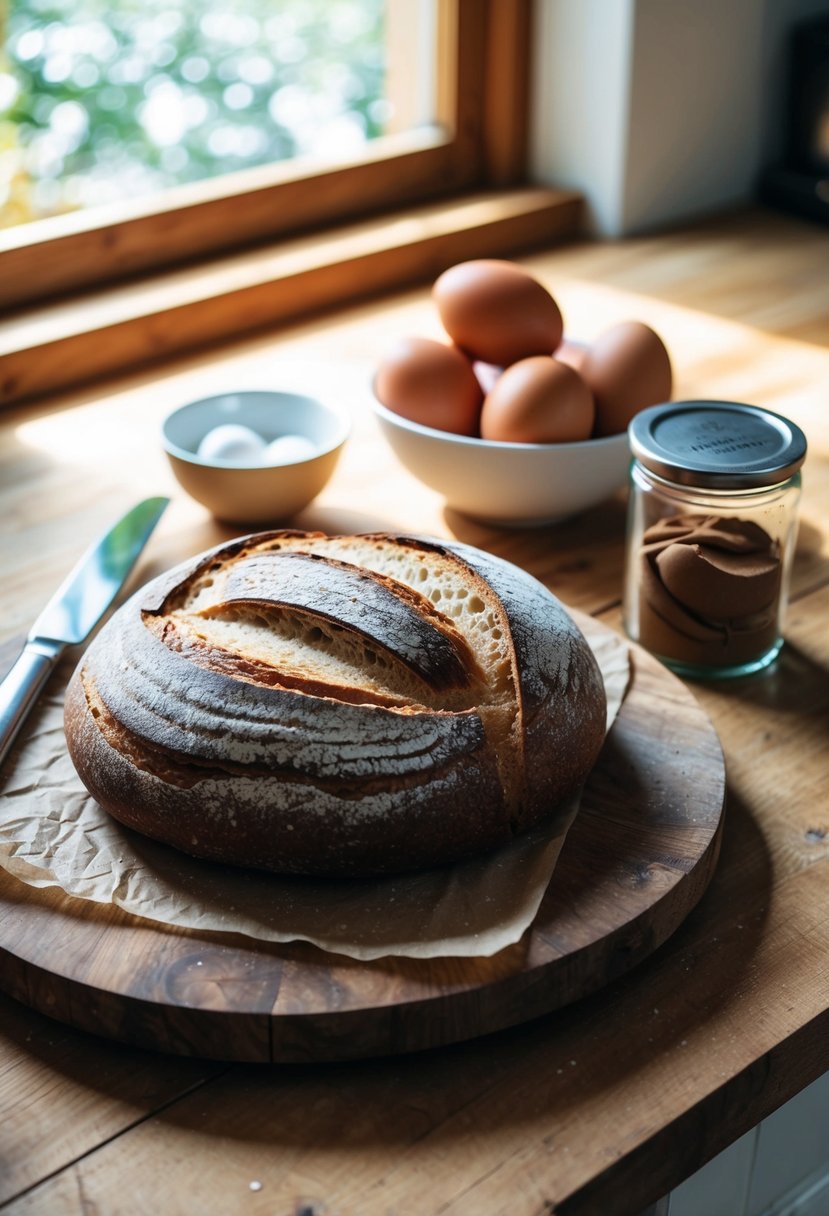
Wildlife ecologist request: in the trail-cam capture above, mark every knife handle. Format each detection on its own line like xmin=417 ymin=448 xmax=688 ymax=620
xmin=0 ymin=642 xmax=63 ymax=771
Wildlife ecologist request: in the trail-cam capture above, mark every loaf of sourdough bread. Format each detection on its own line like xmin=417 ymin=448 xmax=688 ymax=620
xmin=64 ymin=531 xmax=607 ymax=876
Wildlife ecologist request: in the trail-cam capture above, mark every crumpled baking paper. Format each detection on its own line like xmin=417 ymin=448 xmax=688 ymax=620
xmin=0 ymin=619 xmax=629 ymax=960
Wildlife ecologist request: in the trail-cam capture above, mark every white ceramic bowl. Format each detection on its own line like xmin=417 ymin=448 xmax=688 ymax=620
xmin=372 ymin=400 xmax=631 ymax=526
xmin=162 ymin=389 xmax=350 ymax=523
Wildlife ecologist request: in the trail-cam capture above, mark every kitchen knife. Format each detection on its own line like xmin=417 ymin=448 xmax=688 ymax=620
xmin=0 ymin=496 xmax=169 ymax=770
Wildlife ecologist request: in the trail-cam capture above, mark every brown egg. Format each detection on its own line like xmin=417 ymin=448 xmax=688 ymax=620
xmin=480 ymin=357 xmax=594 ymax=444
xmin=374 ymin=337 xmax=484 ymax=436
xmin=580 ymin=321 xmax=672 ymax=437
xmin=433 ymin=260 xmax=563 ymax=368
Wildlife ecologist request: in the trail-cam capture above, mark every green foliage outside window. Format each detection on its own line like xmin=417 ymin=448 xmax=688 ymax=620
xmin=0 ymin=0 xmax=386 ymax=228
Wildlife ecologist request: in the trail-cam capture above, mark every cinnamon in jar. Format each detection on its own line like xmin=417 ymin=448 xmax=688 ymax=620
xmin=623 ymin=401 xmax=807 ymax=678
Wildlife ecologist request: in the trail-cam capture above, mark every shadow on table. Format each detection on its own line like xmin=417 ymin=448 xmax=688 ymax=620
xmin=3 ymin=783 xmax=770 ymax=1107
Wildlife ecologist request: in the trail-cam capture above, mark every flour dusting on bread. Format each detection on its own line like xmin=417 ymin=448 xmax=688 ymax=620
xmin=64 ymin=531 xmax=606 ymax=876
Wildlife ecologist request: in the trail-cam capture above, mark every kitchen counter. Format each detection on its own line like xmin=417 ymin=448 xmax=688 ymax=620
xmin=1 ymin=207 xmax=828 ymax=1215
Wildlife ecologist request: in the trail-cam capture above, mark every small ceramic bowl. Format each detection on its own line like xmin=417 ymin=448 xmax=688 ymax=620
xmin=162 ymin=390 xmax=350 ymax=523
xmin=372 ymin=400 xmax=630 ymax=526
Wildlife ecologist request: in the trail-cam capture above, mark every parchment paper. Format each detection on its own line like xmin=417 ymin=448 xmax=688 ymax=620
xmin=0 ymin=621 xmax=629 ymax=960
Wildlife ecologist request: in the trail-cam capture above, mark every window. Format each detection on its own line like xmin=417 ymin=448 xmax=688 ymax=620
xmin=1 ymin=1 xmax=532 ymax=303
xmin=2 ymin=0 xmax=396 ymax=228
xmin=0 ymin=1 xmax=582 ymax=406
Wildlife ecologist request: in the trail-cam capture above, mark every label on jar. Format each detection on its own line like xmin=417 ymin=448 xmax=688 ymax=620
xmin=637 ymin=514 xmax=782 ymax=668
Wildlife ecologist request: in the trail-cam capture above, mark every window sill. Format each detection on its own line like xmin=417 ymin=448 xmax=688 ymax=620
xmin=0 ymin=186 xmax=582 ymax=408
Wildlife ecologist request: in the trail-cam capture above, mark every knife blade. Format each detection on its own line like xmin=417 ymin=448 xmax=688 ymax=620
xmin=0 ymin=496 xmax=169 ymax=770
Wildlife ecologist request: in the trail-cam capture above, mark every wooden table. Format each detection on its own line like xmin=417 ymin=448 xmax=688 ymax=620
xmin=1 ymin=208 xmax=828 ymax=1215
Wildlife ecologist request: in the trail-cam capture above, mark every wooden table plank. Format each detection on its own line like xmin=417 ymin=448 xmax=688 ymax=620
xmin=1 ymin=207 xmax=829 ymax=1215
xmin=6 ymin=833 xmax=828 ymax=1216
xmin=0 ymin=994 xmax=227 ymax=1207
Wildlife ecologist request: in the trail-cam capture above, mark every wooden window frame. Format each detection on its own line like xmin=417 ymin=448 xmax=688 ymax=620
xmin=0 ymin=0 xmax=583 ymax=405
xmin=1 ymin=0 xmax=530 ymax=308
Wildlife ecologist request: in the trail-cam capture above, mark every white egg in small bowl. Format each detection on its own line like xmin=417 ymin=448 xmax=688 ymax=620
xmin=162 ymin=389 xmax=350 ymax=523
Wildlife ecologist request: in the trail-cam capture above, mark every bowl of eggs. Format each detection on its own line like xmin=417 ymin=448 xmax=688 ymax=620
xmin=162 ymin=389 xmax=350 ymax=523
xmin=373 ymin=259 xmax=673 ymax=526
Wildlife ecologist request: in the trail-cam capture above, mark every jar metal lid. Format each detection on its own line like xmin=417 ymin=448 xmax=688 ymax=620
xmin=628 ymin=400 xmax=807 ymax=489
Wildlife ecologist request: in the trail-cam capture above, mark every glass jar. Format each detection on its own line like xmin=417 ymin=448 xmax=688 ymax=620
xmin=623 ymin=401 xmax=807 ymax=679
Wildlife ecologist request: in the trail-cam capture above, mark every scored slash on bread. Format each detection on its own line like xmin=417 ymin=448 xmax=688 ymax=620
xmin=64 ymin=531 xmax=607 ymax=877
xmin=168 ymin=548 xmax=485 ymax=704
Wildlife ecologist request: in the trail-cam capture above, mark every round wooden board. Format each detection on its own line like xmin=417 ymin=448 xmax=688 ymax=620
xmin=0 ymin=622 xmax=725 ymax=1063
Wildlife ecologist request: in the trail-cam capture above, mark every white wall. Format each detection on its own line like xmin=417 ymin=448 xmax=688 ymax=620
xmin=531 ymin=0 xmax=829 ymax=236
xmin=621 ymin=0 xmax=766 ymax=233
xmin=530 ymin=0 xmax=635 ymax=235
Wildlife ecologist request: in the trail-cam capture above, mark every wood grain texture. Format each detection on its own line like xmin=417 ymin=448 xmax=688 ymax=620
xmin=0 ymin=187 xmax=582 ymax=407
xmin=483 ymin=0 xmax=533 ymax=185
xmin=0 ymin=621 xmax=725 ymax=1064
xmin=1 ymin=208 xmax=829 ymax=1216
xmin=0 ymin=990 xmax=225 ymax=1207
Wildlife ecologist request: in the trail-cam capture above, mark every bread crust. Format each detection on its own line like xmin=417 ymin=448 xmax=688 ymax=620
xmin=63 ymin=531 xmax=606 ymax=876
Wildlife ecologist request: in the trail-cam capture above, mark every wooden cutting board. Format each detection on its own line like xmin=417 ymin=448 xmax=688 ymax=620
xmin=0 ymin=625 xmax=725 ymax=1063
